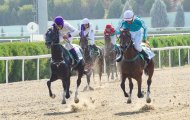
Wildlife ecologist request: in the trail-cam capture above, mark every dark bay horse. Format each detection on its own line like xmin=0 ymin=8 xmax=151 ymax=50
xmin=80 ymin=36 xmax=104 ymax=90
xmin=104 ymin=35 xmax=118 ymax=81
xmin=119 ymin=29 xmax=154 ymax=103
xmin=45 ymin=27 xmax=85 ymax=104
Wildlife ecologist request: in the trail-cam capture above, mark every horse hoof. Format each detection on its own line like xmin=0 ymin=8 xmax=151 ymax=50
xmin=66 ymin=94 xmax=70 ymax=99
xmin=146 ymin=98 xmax=151 ymax=103
xmin=62 ymin=100 xmax=66 ymax=104
xmin=138 ymin=93 xmax=144 ymax=98
xmin=127 ymin=99 xmax=132 ymax=104
xmin=89 ymin=86 xmax=94 ymax=91
xmin=124 ymin=93 xmax=129 ymax=97
xmin=83 ymin=86 xmax=88 ymax=91
xmin=74 ymin=98 xmax=79 ymax=103
xmin=51 ymin=94 xmax=56 ymax=99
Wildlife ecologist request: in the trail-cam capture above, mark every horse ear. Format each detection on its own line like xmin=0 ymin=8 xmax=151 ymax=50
xmin=126 ymin=28 xmax=130 ymax=31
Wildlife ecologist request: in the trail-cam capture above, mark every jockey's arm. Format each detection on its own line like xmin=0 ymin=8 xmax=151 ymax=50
xmin=65 ymin=22 xmax=79 ymax=39
xmin=115 ymin=20 xmax=125 ymax=35
xmin=140 ymin=20 xmax=147 ymax=42
xmin=88 ymin=29 xmax=95 ymax=45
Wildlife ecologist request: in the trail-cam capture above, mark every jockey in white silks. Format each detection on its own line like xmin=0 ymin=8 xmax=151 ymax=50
xmin=79 ymin=18 xmax=99 ymax=54
xmin=116 ymin=10 xmax=150 ymax=63
xmin=53 ymin=16 xmax=81 ymax=67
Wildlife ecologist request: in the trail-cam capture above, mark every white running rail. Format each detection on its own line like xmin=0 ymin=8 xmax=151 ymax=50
xmin=0 ymin=46 xmax=190 ymax=83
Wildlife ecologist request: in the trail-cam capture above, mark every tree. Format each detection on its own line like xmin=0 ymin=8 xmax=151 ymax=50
xmin=0 ymin=0 xmax=5 ymax=5
xmin=163 ymin=0 xmax=172 ymax=12
xmin=133 ymin=0 xmax=145 ymax=16
xmin=121 ymin=0 xmax=133 ymax=18
xmin=48 ymin=0 xmax=55 ymax=20
xmin=182 ymin=0 xmax=190 ymax=12
xmin=18 ymin=5 xmax=34 ymax=24
xmin=174 ymin=4 xmax=185 ymax=27
xmin=93 ymin=0 xmax=105 ymax=19
xmin=107 ymin=0 xmax=123 ymax=18
xmin=69 ymin=0 xmax=82 ymax=19
xmin=143 ymin=0 xmax=155 ymax=16
xmin=150 ymin=0 xmax=169 ymax=28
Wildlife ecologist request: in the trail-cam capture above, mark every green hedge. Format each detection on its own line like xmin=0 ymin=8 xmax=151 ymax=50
xmin=0 ymin=35 xmax=190 ymax=83
xmin=0 ymin=42 xmax=50 ymax=83
xmin=149 ymin=35 xmax=190 ymax=68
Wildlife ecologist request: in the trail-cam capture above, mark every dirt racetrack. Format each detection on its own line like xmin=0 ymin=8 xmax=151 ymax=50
xmin=1 ymin=66 xmax=190 ymax=120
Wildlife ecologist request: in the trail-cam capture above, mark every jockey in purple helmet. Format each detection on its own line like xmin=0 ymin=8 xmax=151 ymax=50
xmin=53 ymin=16 xmax=80 ymax=67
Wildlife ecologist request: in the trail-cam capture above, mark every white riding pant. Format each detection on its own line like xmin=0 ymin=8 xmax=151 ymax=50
xmin=130 ymin=29 xmax=143 ymax=52
xmin=63 ymin=37 xmax=74 ymax=50
xmin=110 ymin=35 xmax=116 ymax=45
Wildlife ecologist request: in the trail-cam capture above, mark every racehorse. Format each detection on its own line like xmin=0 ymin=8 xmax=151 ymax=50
xmin=104 ymin=35 xmax=118 ymax=81
xmin=119 ymin=29 xmax=154 ymax=103
xmin=79 ymin=36 xmax=104 ymax=90
xmin=45 ymin=27 xmax=85 ymax=104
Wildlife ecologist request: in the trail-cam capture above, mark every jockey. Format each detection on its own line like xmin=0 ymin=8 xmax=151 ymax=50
xmin=79 ymin=18 xmax=99 ymax=54
xmin=116 ymin=10 xmax=149 ymax=63
xmin=104 ymin=24 xmax=122 ymax=61
xmin=53 ymin=16 xmax=80 ymax=67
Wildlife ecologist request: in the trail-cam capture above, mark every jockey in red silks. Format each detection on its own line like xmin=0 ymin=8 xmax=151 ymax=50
xmin=104 ymin=24 xmax=122 ymax=61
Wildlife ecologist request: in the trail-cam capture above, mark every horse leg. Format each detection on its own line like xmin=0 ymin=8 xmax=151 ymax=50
xmin=146 ymin=60 xmax=154 ymax=103
xmin=47 ymin=74 xmax=57 ymax=99
xmin=61 ymin=79 xmax=67 ymax=104
xmin=127 ymin=78 xmax=133 ymax=104
xmin=106 ymin=63 xmax=110 ymax=81
xmin=120 ymin=75 xmax=128 ymax=97
xmin=115 ymin=63 xmax=118 ymax=79
xmin=65 ymin=76 xmax=70 ymax=99
xmin=111 ymin=65 xmax=114 ymax=80
xmin=98 ymin=64 xmax=103 ymax=86
xmin=137 ymin=77 xmax=144 ymax=98
xmin=74 ymin=70 xmax=83 ymax=103
xmin=84 ymin=72 xmax=93 ymax=91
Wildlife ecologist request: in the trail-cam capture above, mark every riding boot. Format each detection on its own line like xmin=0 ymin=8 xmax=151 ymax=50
xmin=140 ymin=49 xmax=150 ymax=63
xmin=69 ymin=48 xmax=80 ymax=68
xmin=114 ymin=45 xmax=123 ymax=62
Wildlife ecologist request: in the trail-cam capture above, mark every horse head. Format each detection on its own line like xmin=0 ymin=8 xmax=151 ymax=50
xmin=104 ymin=35 xmax=112 ymax=48
xmin=45 ymin=27 xmax=65 ymax=62
xmin=119 ymin=29 xmax=132 ymax=51
xmin=45 ymin=27 xmax=59 ymax=48
xmin=79 ymin=36 xmax=88 ymax=50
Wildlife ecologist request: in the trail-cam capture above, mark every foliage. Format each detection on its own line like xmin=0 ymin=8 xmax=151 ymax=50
xmin=0 ymin=42 xmax=49 ymax=83
xmin=107 ymin=0 xmax=123 ymax=18
xmin=143 ymin=0 xmax=155 ymax=16
xmin=182 ymin=0 xmax=190 ymax=12
xmin=174 ymin=4 xmax=185 ymax=27
xmin=150 ymin=0 xmax=169 ymax=28
xmin=149 ymin=35 xmax=190 ymax=67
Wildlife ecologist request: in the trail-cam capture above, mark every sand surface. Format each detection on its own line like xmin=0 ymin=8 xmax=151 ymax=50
xmin=0 ymin=67 xmax=190 ymax=120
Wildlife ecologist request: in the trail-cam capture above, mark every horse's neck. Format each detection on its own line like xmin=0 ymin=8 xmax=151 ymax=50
xmin=123 ymin=46 xmax=137 ymax=59
xmin=51 ymin=46 xmax=64 ymax=61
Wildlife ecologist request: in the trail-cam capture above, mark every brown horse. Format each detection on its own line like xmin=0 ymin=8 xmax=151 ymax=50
xmin=104 ymin=35 xmax=118 ymax=81
xmin=119 ymin=29 xmax=154 ymax=103
xmin=80 ymin=36 xmax=104 ymax=90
